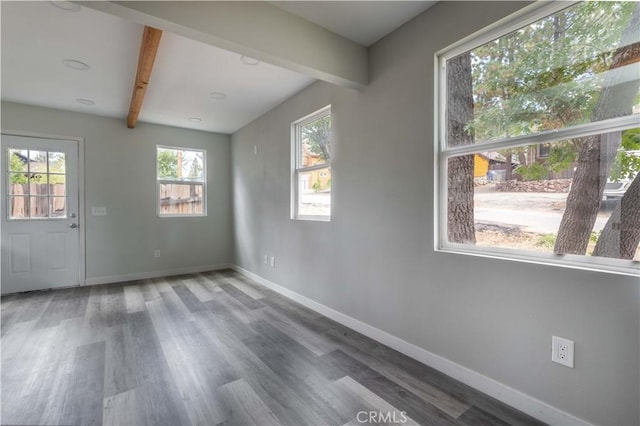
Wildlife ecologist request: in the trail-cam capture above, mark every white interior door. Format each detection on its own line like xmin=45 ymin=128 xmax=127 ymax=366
xmin=1 ymin=135 xmax=81 ymax=294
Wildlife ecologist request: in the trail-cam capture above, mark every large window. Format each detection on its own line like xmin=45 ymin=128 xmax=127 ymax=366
xmin=292 ymin=106 xmax=332 ymax=220
xmin=437 ymin=1 xmax=640 ymax=275
xmin=157 ymin=146 xmax=206 ymax=217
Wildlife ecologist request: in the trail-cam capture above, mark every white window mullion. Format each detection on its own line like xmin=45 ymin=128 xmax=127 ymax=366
xmin=442 ymin=115 xmax=640 ymax=157
xmin=298 ymin=163 xmax=331 ymax=174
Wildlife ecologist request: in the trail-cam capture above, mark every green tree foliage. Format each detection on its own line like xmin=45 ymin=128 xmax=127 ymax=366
xmin=9 ymin=153 xmax=27 ymax=184
xmin=609 ymin=129 xmax=640 ymax=181
xmin=467 ymin=1 xmax=638 ymax=186
xmin=9 ymin=151 xmax=67 ymax=185
xmin=158 ymin=149 xmax=203 ymax=181
xmin=302 ymin=115 xmax=331 ymax=162
xmin=158 ymin=150 xmax=178 ymax=179
xmin=469 ymin=2 xmax=636 ymax=143
xmin=546 ymin=142 xmax=578 ymax=174
xmin=516 ymin=163 xmax=548 ymax=181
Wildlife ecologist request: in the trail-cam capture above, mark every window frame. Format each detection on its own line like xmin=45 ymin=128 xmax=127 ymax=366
xmin=5 ymin=147 xmax=69 ymax=221
xmin=435 ymin=1 xmax=640 ymax=276
xmin=156 ymin=145 xmax=207 ymax=218
xmin=291 ymin=105 xmax=332 ymax=221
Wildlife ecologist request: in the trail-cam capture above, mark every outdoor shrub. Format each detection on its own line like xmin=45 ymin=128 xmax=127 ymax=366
xmin=516 ymin=163 xmax=549 ymax=181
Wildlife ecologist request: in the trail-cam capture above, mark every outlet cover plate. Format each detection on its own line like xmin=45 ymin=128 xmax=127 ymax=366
xmin=552 ymin=336 xmax=574 ymax=368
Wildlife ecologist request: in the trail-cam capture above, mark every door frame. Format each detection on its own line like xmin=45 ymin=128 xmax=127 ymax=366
xmin=1 ymin=130 xmax=86 ymax=288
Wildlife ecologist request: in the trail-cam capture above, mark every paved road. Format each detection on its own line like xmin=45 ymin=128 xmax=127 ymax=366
xmin=475 ymin=207 xmax=610 ymax=234
xmin=303 ymin=190 xmax=614 ymax=235
xmin=474 ymin=192 xmax=612 ymax=234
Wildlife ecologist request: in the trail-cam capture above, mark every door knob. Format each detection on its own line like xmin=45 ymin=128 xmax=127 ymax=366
xmin=69 ymin=223 xmax=79 ymax=229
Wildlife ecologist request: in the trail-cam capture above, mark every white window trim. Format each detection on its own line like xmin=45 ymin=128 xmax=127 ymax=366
xmin=434 ymin=1 xmax=640 ymax=277
xmin=156 ymin=145 xmax=207 ymax=218
xmin=291 ymin=105 xmax=332 ymax=221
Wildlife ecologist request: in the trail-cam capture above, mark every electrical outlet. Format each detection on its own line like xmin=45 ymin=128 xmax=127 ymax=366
xmin=552 ymin=336 xmax=574 ymax=368
xmin=263 ymin=254 xmax=268 ymax=265
xmin=154 ymin=249 xmax=161 ymax=258
xmin=270 ymin=256 xmax=276 ymax=268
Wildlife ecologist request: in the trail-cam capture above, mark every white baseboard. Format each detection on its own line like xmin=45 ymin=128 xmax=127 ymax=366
xmin=85 ymin=263 xmax=230 ymax=286
xmin=231 ymin=264 xmax=589 ymax=426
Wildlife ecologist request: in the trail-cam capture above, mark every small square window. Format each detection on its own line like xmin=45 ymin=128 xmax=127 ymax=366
xmin=156 ymin=146 xmax=206 ymax=217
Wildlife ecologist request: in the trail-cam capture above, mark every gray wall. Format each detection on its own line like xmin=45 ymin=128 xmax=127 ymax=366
xmin=231 ymin=2 xmax=640 ymax=425
xmin=2 ymin=101 xmax=233 ymax=281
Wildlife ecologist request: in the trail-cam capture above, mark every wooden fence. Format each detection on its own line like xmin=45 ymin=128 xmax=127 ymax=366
xmin=9 ymin=183 xmax=66 ymax=218
xmin=159 ymin=184 xmax=204 ymax=215
xmin=9 ymin=183 xmax=203 ymax=217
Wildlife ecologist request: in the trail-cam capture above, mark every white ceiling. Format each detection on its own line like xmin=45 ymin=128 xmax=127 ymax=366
xmin=136 ymin=30 xmax=314 ymax=133
xmin=1 ymin=1 xmax=436 ymax=134
xmin=1 ymin=1 xmax=141 ymax=124
xmin=272 ymin=1 xmax=437 ymax=47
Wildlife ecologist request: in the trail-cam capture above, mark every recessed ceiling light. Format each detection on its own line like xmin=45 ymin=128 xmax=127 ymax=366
xmin=76 ymin=98 xmax=95 ymax=106
xmin=240 ymin=55 xmax=260 ymax=66
xmin=209 ymin=92 xmax=227 ymax=100
xmin=63 ymin=59 xmax=90 ymax=71
xmin=189 ymin=117 xmax=202 ymax=122
xmin=50 ymin=1 xmax=81 ymax=12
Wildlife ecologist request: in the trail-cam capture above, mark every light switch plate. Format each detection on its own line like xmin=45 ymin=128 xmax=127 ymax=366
xmin=91 ymin=206 xmax=107 ymax=216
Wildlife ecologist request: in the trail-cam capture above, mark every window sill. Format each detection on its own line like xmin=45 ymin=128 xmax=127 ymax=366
xmin=293 ymin=216 xmax=331 ymax=222
xmin=437 ymin=243 xmax=640 ymax=277
xmin=158 ymin=214 xmax=207 ymax=218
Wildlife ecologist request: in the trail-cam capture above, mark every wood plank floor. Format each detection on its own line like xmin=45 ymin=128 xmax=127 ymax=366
xmin=1 ymin=270 xmax=546 ymax=426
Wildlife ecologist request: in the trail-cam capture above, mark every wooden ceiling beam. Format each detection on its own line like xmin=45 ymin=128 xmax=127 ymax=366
xmin=127 ymin=26 xmax=162 ymax=129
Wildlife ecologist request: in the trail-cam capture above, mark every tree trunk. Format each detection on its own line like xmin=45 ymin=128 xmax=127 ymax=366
xmin=592 ymin=174 xmax=640 ymax=259
xmin=317 ymin=123 xmax=331 ymax=161
xmin=448 ymin=154 xmax=476 ymax=243
xmin=447 ymin=53 xmax=475 ymax=244
xmin=552 ymin=14 xmax=565 ymax=44
xmin=554 ymin=4 xmax=640 ymax=254
xmin=555 ymin=132 xmax=622 ymax=254
xmin=505 ymin=150 xmax=513 ymax=180
xmin=518 ymin=151 xmax=527 ymax=167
